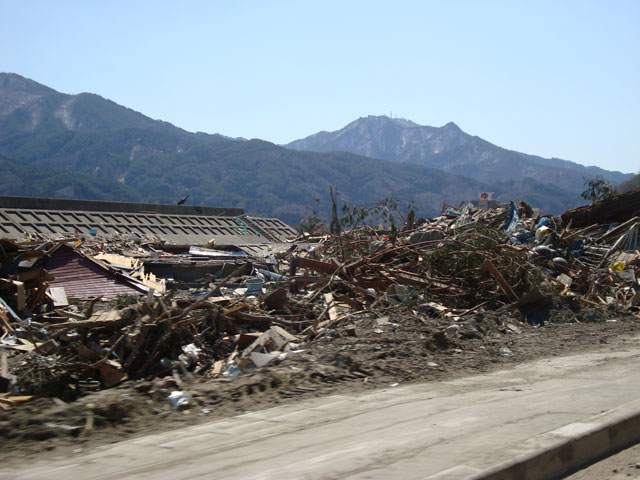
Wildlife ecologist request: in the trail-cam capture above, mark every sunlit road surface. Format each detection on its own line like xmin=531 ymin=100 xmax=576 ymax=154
xmin=5 ymin=338 xmax=640 ymax=480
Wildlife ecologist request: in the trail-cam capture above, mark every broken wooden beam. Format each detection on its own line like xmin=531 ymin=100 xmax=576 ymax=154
xmin=296 ymin=257 xmax=340 ymax=275
xmin=47 ymin=311 xmax=125 ymax=330
xmin=483 ymin=259 xmax=519 ymax=302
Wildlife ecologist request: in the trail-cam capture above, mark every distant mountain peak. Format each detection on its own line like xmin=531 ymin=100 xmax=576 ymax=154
xmin=0 ymin=75 xmax=633 ymax=224
xmin=0 ymin=72 xmax=60 ymax=118
xmin=0 ymin=72 xmax=57 ymax=94
xmin=286 ymin=115 xmax=631 ymax=195
xmin=442 ymin=121 xmax=461 ymax=131
xmin=0 ymin=72 xmax=188 ymax=134
xmin=340 ymin=115 xmax=463 ymax=134
xmin=355 ymin=115 xmax=420 ymax=128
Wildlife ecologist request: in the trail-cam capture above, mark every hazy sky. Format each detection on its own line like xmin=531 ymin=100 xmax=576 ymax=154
xmin=2 ymin=1 xmax=639 ymax=173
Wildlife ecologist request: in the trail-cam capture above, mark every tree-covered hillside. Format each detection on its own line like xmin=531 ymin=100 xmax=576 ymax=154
xmin=0 ymin=73 xmax=589 ymax=224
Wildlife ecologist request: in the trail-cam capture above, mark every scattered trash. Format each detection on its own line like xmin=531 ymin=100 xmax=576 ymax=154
xmin=1 ymin=191 xmax=640 ymax=443
xmin=168 ymin=390 xmax=191 ymax=410
xmin=499 ymin=347 xmax=513 ymax=357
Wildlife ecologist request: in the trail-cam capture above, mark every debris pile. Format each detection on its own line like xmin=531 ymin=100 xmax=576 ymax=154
xmin=1 ymin=192 xmax=639 ymax=431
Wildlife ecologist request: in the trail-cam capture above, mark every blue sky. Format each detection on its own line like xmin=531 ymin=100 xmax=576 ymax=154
xmin=1 ymin=0 xmax=638 ymax=173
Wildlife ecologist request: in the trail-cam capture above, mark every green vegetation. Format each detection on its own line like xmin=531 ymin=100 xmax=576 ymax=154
xmin=0 ymin=73 xmax=602 ymax=225
xmin=0 ymin=119 xmax=588 ymax=224
xmin=581 ymin=176 xmax=615 ymax=203
xmin=0 ymin=154 xmax=141 ymax=201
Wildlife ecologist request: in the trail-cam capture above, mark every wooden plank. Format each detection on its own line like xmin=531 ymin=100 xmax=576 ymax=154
xmin=426 ymin=302 xmax=449 ymax=313
xmin=124 ymin=324 xmax=153 ymax=370
xmin=1 ymin=338 xmax=35 ymax=352
xmin=88 ymin=310 xmax=121 ymax=323
xmin=297 ymin=257 xmax=339 ymax=275
xmin=0 ymin=307 xmax=14 ymax=334
xmin=334 ymin=294 xmax=363 ymax=311
xmin=206 ymin=296 xmax=235 ymax=304
xmin=209 ymin=360 xmax=224 ymax=377
xmin=13 ymin=281 xmax=26 ymax=310
xmin=0 ymin=351 xmax=7 ymax=377
xmin=47 ymin=286 xmax=69 ymax=307
xmin=391 ymin=272 xmax=429 ymax=288
xmin=48 ymin=311 xmax=124 ymax=330
xmin=483 ymin=259 xmax=519 ymax=302
xmin=323 ymin=293 xmax=339 ymax=321
xmin=54 ymin=308 xmax=85 ymax=320
xmin=3 ymin=395 xmax=32 ymax=403
xmin=221 ymin=304 xmax=250 ymax=316
xmin=0 ymin=395 xmax=33 ymax=410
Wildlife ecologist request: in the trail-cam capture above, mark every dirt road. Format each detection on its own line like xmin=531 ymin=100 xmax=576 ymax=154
xmin=4 ymin=333 xmax=640 ymax=479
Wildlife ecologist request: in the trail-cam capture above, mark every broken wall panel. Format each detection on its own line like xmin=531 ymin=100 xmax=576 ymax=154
xmin=44 ymin=246 xmax=146 ymax=299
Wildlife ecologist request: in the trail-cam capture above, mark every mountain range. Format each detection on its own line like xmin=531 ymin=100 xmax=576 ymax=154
xmin=0 ymin=73 xmax=631 ymax=225
xmin=287 ymin=115 xmax=629 ymax=194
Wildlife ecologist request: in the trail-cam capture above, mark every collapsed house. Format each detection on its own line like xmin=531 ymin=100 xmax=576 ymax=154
xmin=1 ymin=192 xmax=639 ymax=417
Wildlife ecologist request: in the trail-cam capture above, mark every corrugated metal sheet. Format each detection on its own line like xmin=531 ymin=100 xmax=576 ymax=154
xmin=44 ymin=246 xmax=143 ymax=299
xmin=0 ymin=206 xmax=297 ymax=245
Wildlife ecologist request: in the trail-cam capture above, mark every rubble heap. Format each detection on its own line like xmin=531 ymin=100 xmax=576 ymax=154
xmin=1 ymin=193 xmax=639 ymax=449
